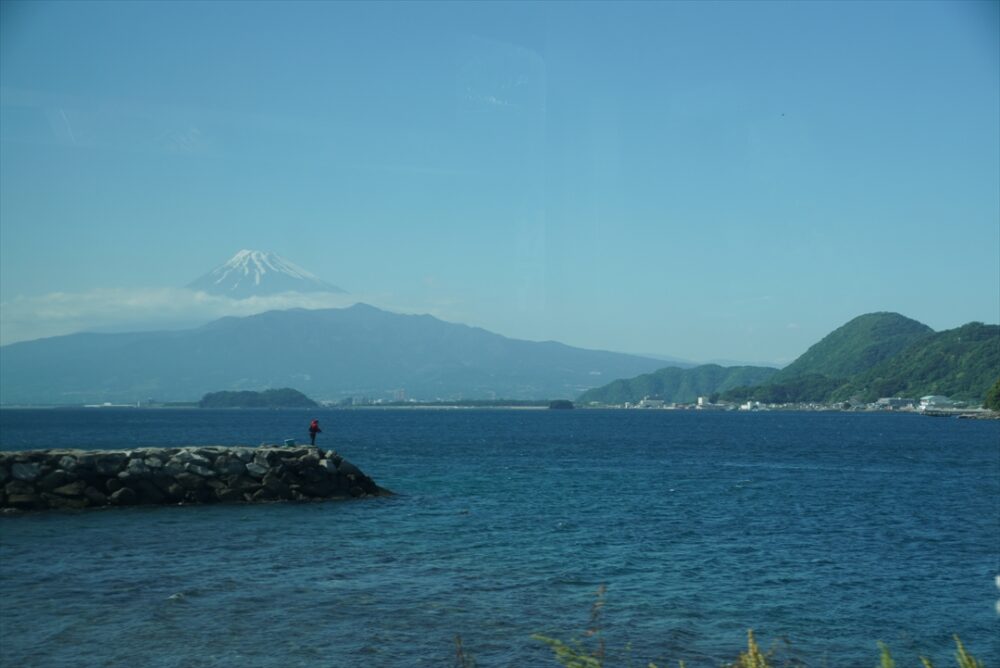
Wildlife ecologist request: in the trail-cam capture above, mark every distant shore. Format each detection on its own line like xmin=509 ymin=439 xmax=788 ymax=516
xmin=2 ymin=404 xmax=997 ymax=418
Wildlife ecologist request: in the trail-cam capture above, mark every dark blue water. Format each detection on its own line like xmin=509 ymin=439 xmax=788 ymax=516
xmin=1 ymin=409 xmax=997 ymax=667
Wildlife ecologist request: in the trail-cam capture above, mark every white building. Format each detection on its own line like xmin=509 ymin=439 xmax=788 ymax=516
xmin=876 ymin=397 xmax=916 ymax=410
xmin=919 ymin=395 xmax=955 ymax=410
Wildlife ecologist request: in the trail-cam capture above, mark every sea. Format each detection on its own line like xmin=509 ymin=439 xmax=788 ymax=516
xmin=0 ymin=408 xmax=997 ymax=667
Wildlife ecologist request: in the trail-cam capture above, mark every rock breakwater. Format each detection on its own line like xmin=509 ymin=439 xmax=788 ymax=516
xmin=0 ymin=446 xmax=390 ymax=511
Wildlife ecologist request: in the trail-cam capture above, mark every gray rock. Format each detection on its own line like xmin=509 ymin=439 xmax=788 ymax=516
xmin=224 ymin=476 xmax=261 ymax=493
xmin=251 ymin=488 xmax=277 ymax=502
xmin=193 ymin=448 xmax=222 ymax=461
xmin=205 ymin=478 xmax=227 ymax=492
xmin=84 ymin=487 xmax=108 ymax=505
xmin=5 ymin=480 xmax=36 ymax=496
xmin=187 ymin=487 xmax=214 ymax=503
xmin=213 ymin=457 xmax=245 ymax=476
xmin=262 ymin=472 xmax=289 ymax=494
xmin=301 ymin=479 xmax=339 ymax=498
xmin=126 ymin=459 xmax=151 ymax=476
xmin=175 ymin=472 xmax=207 ymax=490
xmin=131 ymin=479 xmax=166 ymax=504
xmin=52 ymin=481 xmax=87 ymax=497
xmin=1 ymin=445 xmax=383 ymax=510
xmin=338 ymin=459 xmax=362 ymax=478
xmin=185 ymin=463 xmax=216 ymax=477
xmin=298 ymin=466 xmax=324 ymax=483
xmin=171 ymin=451 xmax=212 ymax=468
xmin=37 ymin=470 xmax=74 ymax=492
xmin=109 ymin=487 xmax=137 ymax=505
xmin=245 ymin=462 xmax=268 ymax=479
xmin=165 ymin=483 xmax=185 ymax=501
xmin=94 ymin=454 xmax=127 ymax=476
xmin=215 ymin=488 xmax=244 ymax=502
xmin=7 ymin=493 xmax=43 ymax=509
xmin=162 ymin=462 xmax=187 ymax=476
xmin=11 ymin=462 xmax=42 ymax=482
xmin=42 ymin=493 xmax=89 ymax=510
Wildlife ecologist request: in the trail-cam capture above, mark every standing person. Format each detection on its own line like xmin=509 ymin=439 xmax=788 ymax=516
xmin=308 ymin=419 xmax=322 ymax=446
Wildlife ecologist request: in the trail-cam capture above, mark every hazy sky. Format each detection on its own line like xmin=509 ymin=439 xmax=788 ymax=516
xmin=1 ymin=1 xmax=998 ymax=364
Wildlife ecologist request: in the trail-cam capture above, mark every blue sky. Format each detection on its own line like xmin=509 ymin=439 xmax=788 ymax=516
xmin=1 ymin=0 xmax=997 ymax=364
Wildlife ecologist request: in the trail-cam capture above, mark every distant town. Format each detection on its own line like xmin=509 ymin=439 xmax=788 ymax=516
xmin=56 ymin=391 xmax=994 ymax=418
xmin=603 ymin=393 xmax=996 ymax=417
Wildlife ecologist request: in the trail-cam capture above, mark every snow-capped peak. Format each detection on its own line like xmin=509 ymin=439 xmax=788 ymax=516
xmin=187 ymin=250 xmax=345 ymax=298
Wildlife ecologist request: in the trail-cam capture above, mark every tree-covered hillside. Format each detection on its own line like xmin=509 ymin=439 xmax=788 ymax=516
xmin=832 ymin=322 xmax=999 ymax=401
xmin=772 ymin=312 xmax=933 ymax=382
xmin=577 ymin=364 xmax=778 ymax=405
xmin=723 ymin=318 xmax=998 ymax=405
xmin=985 ymin=378 xmax=1000 ymax=411
xmin=198 ymin=388 xmax=318 ymax=408
xmin=722 ymin=374 xmax=848 ymax=404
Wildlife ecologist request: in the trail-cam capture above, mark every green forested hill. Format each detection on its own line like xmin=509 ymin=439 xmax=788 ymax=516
xmin=771 ymin=312 xmax=933 ymax=382
xmin=722 ymin=317 xmax=998 ymax=404
xmin=722 ymin=374 xmax=849 ymax=404
xmin=581 ymin=313 xmax=997 ymax=407
xmin=198 ymin=388 xmax=318 ymax=408
xmin=577 ymin=364 xmax=778 ymax=405
xmin=833 ymin=322 xmax=999 ymax=401
xmin=985 ymin=379 xmax=1000 ymax=410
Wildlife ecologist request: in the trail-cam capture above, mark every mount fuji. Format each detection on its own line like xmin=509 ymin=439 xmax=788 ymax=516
xmin=187 ymin=250 xmax=346 ymax=299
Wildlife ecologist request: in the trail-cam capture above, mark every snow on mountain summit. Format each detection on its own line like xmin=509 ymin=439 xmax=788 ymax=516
xmin=187 ymin=250 xmax=346 ymax=298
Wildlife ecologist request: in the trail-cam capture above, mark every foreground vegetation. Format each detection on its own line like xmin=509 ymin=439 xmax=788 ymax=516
xmin=529 ymin=630 xmax=983 ymax=668
xmin=456 ymin=586 xmax=987 ymax=668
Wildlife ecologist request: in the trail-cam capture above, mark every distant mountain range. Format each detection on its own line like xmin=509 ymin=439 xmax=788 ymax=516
xmin=0 ymin=304 xmax=666 ymax=405
xmin=580 ymin=312 xmax=998 ymax=405
xmin=187 ymin=250 xmax=345 ymax=298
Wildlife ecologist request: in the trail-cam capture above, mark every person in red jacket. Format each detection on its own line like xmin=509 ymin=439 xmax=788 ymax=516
xmin=308 ymin=419 xmax=322 ymax=446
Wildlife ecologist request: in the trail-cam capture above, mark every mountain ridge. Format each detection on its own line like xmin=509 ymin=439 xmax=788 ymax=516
xmin=0 ymin=304 xmax=666 ymax=404
xmin=580 ymin=312 xmax=998 ymax=405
